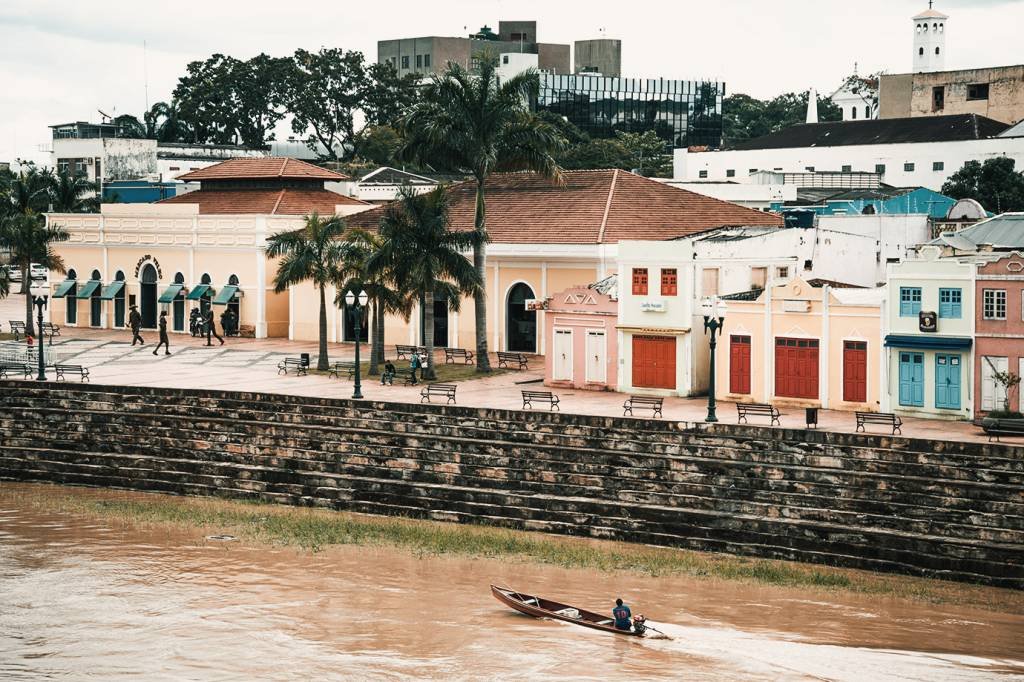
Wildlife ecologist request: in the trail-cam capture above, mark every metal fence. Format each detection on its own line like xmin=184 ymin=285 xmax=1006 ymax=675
xmin=0 ymin=342 xmax=70 ymax=366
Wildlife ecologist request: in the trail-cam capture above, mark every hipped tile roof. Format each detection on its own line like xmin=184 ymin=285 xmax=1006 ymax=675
xmin=158 ymin=188 xmax=367 ymax=215
xmin=345 ymin=169 xmax=782 ymax=244
xmin=176 ymin=157 xmax=348 ymax=181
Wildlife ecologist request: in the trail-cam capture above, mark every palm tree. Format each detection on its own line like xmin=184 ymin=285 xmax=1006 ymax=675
xmin=50 ymin=170 xmax=99 ymax=213
xmin=399 ymin=53 xmax=565 ymax=372
xmin=368 ymin=187 xmax=480 ymax=381
xmin=266 ymin=213 xmax=346 ymax=371
xmin=0 ymin=214 xmax=69 ymax=337
xmin=334 ymin=228 xmax=413 ymax=376
xmin=2 ymin=166 xmax=53 ymax=216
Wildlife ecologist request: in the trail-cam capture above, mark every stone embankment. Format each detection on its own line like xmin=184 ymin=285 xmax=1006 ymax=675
xmin=0 ymin=381 xmax=1020 ymax=588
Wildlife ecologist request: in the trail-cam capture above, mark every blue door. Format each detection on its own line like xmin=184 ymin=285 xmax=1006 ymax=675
xmin=898 ymin=352 xmax=924 ymax=407
xmin=935 ymin=354 xmax=962 ymax=410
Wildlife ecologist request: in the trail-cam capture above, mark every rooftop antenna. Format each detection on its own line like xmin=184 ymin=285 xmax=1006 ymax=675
xmin=143 ymin=40 xmax=149 ymax=113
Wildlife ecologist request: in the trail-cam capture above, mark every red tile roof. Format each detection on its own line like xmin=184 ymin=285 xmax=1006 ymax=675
xmin=346 ymin=169 xmax=782 ymax=244
xmin=176 ymin=157 xmax=349 ymax=181
xmin=158 ymin=188 xmax=367 ymax=215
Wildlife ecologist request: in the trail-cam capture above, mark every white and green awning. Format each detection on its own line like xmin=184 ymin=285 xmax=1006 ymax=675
xmin=212 ymin=285 xmax=239 ymax=305
xmin=99 ymin=280 xmax=125 ymax=300
xmin=158 ymin=284 xmax=185 ymax=304
xmin=52 ymin=279 xmax=77 ymax=298
xmin=186 ymin=284 xmax=212 ymax=301
xmin=76 ymin=280 xmax=101 ymax=299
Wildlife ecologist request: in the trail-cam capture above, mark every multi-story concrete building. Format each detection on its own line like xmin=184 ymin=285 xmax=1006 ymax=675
xmin=574 ymin=38 xmax=621 ymax=77
xmin=880 ymin=65 xmax=1024 ymax=125
xmin=377 ymin=21 xmax=570 ymax=78
xmin=975 ymin=252 xmax=1024 ymax=416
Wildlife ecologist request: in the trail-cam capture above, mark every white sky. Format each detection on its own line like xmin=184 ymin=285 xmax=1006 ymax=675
xmin=1 ymin=0 xmax=1021 ymax=166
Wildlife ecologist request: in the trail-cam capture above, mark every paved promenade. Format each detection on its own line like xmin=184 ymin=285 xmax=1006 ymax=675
xmin=0 ymin=297 xmax=1006 ymax=445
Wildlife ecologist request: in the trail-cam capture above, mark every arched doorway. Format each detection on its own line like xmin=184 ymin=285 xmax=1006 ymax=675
xmin=140 ymin=264 xmax=158 ymax=329
xmin=89 ymin=269 xmax=102 ymax=327
xmin=65 ymin=269 xmax=78 ymax=324
xmin=172 ymin=272 xmax=186 ymax=332
xmin=226 ymin=274 xmax=241 ymax=334
xmin=506 ymin=282 xmax=537 ymax=353
xmin=113 ymin=271 xmax=126 ymax=328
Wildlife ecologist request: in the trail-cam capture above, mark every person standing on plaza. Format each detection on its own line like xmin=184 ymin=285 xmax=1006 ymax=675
xmin=409 ymin=352 xmax=420 ymax=385
xmin=204 ymin=308 xmax=224 ymax=346
xmin=153 ymin=310 xmax=171 ymax=356
xmin=128 ymin=304 xmax=144 ymax=346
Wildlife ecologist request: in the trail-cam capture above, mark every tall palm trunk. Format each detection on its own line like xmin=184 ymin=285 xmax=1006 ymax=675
xmin=375 ymin=305 xmax=385 ymax=365
xmin=317 ymin=283 xmax=329 ymax=370
xmin=422 ymin=288 xmax=436 ymax=381
xmin=21 ymin=258 xmax=35 ymax=337
xmin=473 ymin=180 xmax=491 ymax=372
xmin=368 ymin=300 xmax=381 ymax=376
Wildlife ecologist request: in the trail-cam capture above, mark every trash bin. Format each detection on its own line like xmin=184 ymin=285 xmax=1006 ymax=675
xmin=805 ymin=407 xmax=819 ymax=429
xmin=300 ymin=352 xmax=310 ymax=368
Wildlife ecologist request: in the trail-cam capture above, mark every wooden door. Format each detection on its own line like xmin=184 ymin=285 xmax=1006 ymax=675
xmin=842 ymin=341 xmax=867 ymax=402
xmin=552 ymin=329 xmax=573 ymax=381
xmin=729 ymin=335 xmax=751 ymax=394
xmin=898 ymin=352 xmax=924 ymax=407
xmin=585 ymin=330 xmax=606 ymax=383
xmin=632 ymin=336 xmax=676 ymax=390
xmin=774 ymin=337 xmax=819 ymax=399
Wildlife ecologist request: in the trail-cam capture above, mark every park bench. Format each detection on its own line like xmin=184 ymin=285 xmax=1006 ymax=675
xmin=522 ymin=390 xmax=560 ymax=411
xmin=9 ymin=321 xmax=25 ymax=340
xmin=421 ymin=383 xmax=457 ymax=404
xmin=497 ymin=351 xmax=529 ymax=370
xmin=277 ymin=357 xmax=309 ymax=376
xmin=980 ymin=417 xmax=1024 ymax=443
xmin=0 ymin=362 xmax=33 ymax=380
xmin=41 ymin=322 xmax=60 ymax=339
xmin=395 ymin=344 xmax=426 ymax=360
xmin=736 ymin=402 xmax=782 ymax=426
xmin=444 ymin=347 xmax=474 ymax=365
xmin=329 ymin=361 xmax=357 ymax=380
xmin=855 ymin=411 xmax=902 ymax=435
xmin=54 ymin=364 xmax=90 ymax=382
xmin=391 ymin=367 xmax=417 ymax=385
xmin=623 ymin=395 xmax=664 ymax=418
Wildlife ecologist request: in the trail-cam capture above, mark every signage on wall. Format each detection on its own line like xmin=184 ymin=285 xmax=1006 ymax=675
xmin=525 ymin=298 xmax=547 ymax=311
xmin=783 ymin=299 xmax=810 ymax=313
xmin=919 ymin=311 xmax=937 ymax=333
xmin=640 ymin=300 xmax=666 ymax=313
xmin=132 ymin=256 xmax=162 ymax=280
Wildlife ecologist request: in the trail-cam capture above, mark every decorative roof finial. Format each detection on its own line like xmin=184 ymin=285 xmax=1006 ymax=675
xmin=929 ymin=0 xmax=934 ymax=8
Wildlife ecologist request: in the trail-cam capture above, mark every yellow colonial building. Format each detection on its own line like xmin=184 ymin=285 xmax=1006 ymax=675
xmin=45 ymin=158 xmax=367 ymax=337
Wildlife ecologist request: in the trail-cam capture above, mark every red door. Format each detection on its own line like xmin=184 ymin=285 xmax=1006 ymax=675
xmin=843 ymin=341 xmax=867 ymax=402
xmin=632 ymin=336 xmax=676 ymax=390
xmin=729 ymin=335 xmax=751 ymax=394
xmin=774 ymin=338 xmax=819 ymax=399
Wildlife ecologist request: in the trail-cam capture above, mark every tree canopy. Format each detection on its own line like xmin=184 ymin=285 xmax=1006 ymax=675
xmin=942 ymin=158 xmax=1024 ymax=214
xmin=722 ymin=91 xmax=842 ymax=146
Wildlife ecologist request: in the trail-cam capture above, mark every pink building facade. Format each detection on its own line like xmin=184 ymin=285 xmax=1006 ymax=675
xmin=544 ymin=278 xmax=619 ymax=391
xmin=975 ymin=253 xmax=1024 ymax=416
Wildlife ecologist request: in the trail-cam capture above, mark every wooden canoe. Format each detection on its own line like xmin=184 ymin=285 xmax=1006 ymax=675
xmin=490 ymin=584 xmax=643 ymax=637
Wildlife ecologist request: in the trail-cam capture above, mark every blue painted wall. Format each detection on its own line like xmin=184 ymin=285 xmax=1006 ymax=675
xmin=103 ymin=181 xmax=180 ymax=204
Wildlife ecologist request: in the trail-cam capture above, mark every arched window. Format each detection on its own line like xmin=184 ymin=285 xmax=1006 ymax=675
xmin=115 ymin=271 xmax=125 ymax=282
xmin=68 ymin=268 xmax=78 ymax=280
xmin=916 ymin=24 xmax=922 ymax=33
xmin=851 ymin=107 xmax=857 ymax=120
xmin=65 ymin=269 xmax=78 ymax=324
xmin=939 ymin=23 xmax=944 ymax=32
xmin=140 ymin=263 xmax=158 ymax=329
xmin=933 ymin=23 xmax=937 ymax=31
xmin=919 ymin=47 xmax=925 ymax=56
xmin=506 ymin=282 xmax=537 ymax=353
xmin=923 ymin=23 xmax=928 ymax=32
xmin=228 ymin=274 xmax=239 ymax=286
xmin=865 ymin=105 xmax=871 ymax=119
xmin=936 ymin=47 xmax=941 ymax=55
xmin=113 ymin=270 xmax=126 ymax=328
xmin=174 ymin=272 xmax=185 ymax=284
xmin=200 ymin=273 xmax=212 ymax=285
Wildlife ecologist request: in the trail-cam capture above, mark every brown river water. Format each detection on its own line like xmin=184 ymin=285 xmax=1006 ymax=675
xmin=1 ymin=483 xmax=1022 ymax=681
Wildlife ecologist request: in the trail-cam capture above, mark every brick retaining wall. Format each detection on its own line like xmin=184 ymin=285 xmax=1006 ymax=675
xmin=0 ymin=381 xmax=1021 ymax=588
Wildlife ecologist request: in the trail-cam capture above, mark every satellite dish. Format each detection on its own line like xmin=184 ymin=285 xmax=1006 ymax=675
xmin=946 ymin=198 xmax=986 ymax=220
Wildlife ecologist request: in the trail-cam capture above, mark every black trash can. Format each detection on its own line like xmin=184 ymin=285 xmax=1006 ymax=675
xmin=300 ymin=352 xmax=310 ymax=368
xmin=805 ymin=407 xmax=819 ymax=429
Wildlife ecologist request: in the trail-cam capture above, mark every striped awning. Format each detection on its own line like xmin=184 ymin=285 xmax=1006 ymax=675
xmin=99 ymin=280 xmax=125 ymax=300
xmin=186 ymin=284 xmax=211 ymax=300
xmin=212 ymin=285 xmax=239 ymax=305
xmin=158 ymin=284 xmax=185 ymax=304
xmin=52 ymin=279 xmax=76 ymax=298
xmin=76 ymin=280 xmax=101 ymax=299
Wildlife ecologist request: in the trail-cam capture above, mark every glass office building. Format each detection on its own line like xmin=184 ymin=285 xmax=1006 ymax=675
xmin=535 ymin=74 xmax=725 ymax=149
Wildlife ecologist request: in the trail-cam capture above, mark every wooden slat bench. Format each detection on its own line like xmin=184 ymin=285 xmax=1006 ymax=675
xmin=497 ymin=351 xmax=529 ymax=370
xmin=54 ymin=364 xmax=90 ymax=382
xmin=277 ymin=357 xmax=309 ymax=376
xmin=623 ymin=396 xmax=664 ymax=418
xmin=329 ymin=361 xmax=357 ymax=380
xmin=522 ymin=390 xmax=559 ymax=411
xmin=855 ymin=411 xmax=902 ymax=435
xmin=9 ymin=321 xmax=25 ymax=340
xmin=0 ymin=362 xmax=33 ymax=380
xmin=443 ymin=348 xmax=474 ymax=364
xmin=395 ymin=344 xmax=426 ymax=360
xmin=41 ymin=322 xmax=60 ymax=339
xmin=980 ymin=418 xmax=1024 ymax=442
xmin=421 ymin=383 xmax=457 ymax=404
xmin=736 ymin=402 xmax=782 ymax=426
xmin=392 ymin=367 xmax=416 ymax=385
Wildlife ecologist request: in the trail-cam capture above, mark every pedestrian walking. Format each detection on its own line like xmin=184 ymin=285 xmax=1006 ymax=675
xmin=128 ymin=305 xmax=144 ymax=346
xmin=204 ymin=308 xmax=224 ymax=346
xmin=409 ymin=352 xmax=420 ymax=385
xmin=153 ymin=310 xmax=171 ymax=355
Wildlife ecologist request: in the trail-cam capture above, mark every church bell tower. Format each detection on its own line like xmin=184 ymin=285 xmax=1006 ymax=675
xmin=913 ymin=1 xmax=948 ymax=73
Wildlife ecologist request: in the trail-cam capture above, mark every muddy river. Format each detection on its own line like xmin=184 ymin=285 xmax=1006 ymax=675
xmin=0 ymin=483 xmax=1021 ymax=681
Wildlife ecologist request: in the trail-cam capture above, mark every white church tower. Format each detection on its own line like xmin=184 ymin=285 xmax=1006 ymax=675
xmin=913 ymin=1 xmax=948 ymax=73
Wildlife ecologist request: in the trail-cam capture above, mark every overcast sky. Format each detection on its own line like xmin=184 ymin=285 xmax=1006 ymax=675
xmin=2 ymin=0 xmax=1021 ymax=166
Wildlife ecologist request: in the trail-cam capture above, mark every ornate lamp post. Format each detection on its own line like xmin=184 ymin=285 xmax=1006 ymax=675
xmin=30 ymin=284 xmax=48 ymax=381
xmin=344 ymin=289 xmax=369 ymax=400
xmin=701 ymin=298 xmax=728 ymax=423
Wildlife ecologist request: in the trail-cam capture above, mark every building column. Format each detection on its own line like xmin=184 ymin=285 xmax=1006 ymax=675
xmin=539 ymin=261 xmax=548 ymax=356
xmin=493 ymin=261 xmax=501 ymax=351
xmin=255 ymin=249 xmax=267 ymax=339
xmin=763 ymin=283 xmax=772 ymax=402
xmin=820 ymin=285 xmax=830 ymax=409
xmin=101 ymin=244 xmax=109 ymax=329
xmin=288 ymin=285 xmax=295 ymax=341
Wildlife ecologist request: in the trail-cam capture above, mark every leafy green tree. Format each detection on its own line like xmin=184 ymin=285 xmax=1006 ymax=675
xmin=50 ymin=170 xmax=99 ymax=213
xmin=615 ymin=130 xmax=673 ymax=176
xmin=722 ymin=91 xmax=842 ymax=145
xmin=368 ymin=187 xmax=480 ymax=381
xmin=399 ymin=53 xmax=565 ymax=372
xmin=942 ymin=158 xmax=1024 ymax=214
xmin=266 ymin=214 xmax=347 ymax=370
xmin=353 ymin=125 xmax=403 ymax=167
xmin=1 ymin=166 xmax=54 ymax=217
xmin=0 ymin=214 xmax=69 ymax=336
xmin=558 ymin=138 xmax=633 ymax=171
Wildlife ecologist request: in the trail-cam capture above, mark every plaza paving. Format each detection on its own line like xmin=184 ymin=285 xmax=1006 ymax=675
xmin=0 ymin=295 xmax=1009 ymax=446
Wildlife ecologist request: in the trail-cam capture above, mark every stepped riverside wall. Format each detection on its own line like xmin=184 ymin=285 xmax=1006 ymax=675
xmin=0 ymin=381 xmax=1021 ymax=588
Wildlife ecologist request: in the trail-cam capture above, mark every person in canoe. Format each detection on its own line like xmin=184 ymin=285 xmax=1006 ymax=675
xmin=612 ymin=598 xmax=632 ymax=631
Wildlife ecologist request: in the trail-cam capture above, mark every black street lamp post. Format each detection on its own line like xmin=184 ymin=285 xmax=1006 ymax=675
xmin=32 ymin=290 xmax=48 ymax=381
xmin=345 ymin=289 xmax=369 ymax=400
xmin=701 ymin=298 xmax=728 ymax=423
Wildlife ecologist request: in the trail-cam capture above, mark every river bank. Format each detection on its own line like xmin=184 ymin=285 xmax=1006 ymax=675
xmin=7 ymin=482 xmax=1022 ymax=615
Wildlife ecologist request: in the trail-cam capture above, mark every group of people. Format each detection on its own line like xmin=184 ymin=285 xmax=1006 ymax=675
xmin=127 ymin=305 xmax=230 ymax=354
xmin=189 ymin=308 xmax=238 ymax=338
xmin=379 ymin=351 xmax=427 ymax=386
